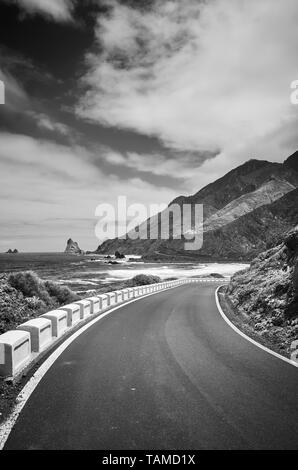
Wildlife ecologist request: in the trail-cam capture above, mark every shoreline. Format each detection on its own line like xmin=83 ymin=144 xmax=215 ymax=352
xmin=1 ymin=251 xmax=251 ymax=262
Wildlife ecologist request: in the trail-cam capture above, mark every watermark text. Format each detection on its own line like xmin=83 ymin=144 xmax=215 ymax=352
xmin=95 ymin=196 xmax=204 ymax=251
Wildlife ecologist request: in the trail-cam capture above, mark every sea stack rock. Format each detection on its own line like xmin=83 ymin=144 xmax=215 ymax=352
xmin=6 ymin=248 xmax=19 ymax=254
xmin=64 ymin=238 xmax=84 ymax=255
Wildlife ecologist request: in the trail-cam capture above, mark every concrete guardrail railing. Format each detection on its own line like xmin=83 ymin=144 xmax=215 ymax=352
xmin=74 ymin=299 xmax=92 ymax=317
xmin=41 ymin=310 xmax=68 ymax=337
xmin=59 ymin=303 xmax=81 ymax=326
xmin=87 ymin=297 xmax=101 ymax=315
xmin=17 ymin=318 xmax=53 ymax=353
xmin=114 ymin=291 xmax=123 ymax=303
xmin=0 ymin=277 xmax=229 ymax=378
xmin=0 ymin=330 xmax=31 ymax=377
xmin=98 ymin=294 xmax=108 ymax=309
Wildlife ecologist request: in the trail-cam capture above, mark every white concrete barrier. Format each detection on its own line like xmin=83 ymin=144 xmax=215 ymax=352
xmin=122 ymin=289 xmax=129 ymax=301
xmin=127 ymin=288 xmax=134 ymax=299
xmin=2 ymin=277 xmax=221 ymax=378
xmin=98 ymin=294 xmax=108 ymax=310
xmin=107 ymin=292 xmax=116 ymax=306
xmin=114 ymin=291 xmax=123 ymax=303
xmin=59 ymin=303 xmax=81 ymax=327
xmin=87 ymin=297 xmax=101 ymax=315
xmin=0 ymin=330 xmax=31 ymax=377
xmin=75 ymin=299 xmax=91 ymax=318
xmin=133 ymin=287 xmax=139 ymax=297
xmin=41 ymin=310 xmax=68 ymax=337
xmin=17 ymin=318 xmax=53 ymax=353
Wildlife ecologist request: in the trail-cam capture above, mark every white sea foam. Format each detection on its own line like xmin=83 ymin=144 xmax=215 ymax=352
xmin=58 ymin=279 xmax=100 ymax=286
xmin=99 ymin=263 xmax=248 ymax=282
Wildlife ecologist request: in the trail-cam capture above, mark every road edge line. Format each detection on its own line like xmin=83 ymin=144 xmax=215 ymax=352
xmin=0 ymin=285 xmax=180 ymax=450
xmin=215 ymin=285 xmax=298 ymax=369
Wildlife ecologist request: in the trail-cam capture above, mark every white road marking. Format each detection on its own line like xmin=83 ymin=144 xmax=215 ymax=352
xmin=215 ymin=286 xmax=298 ymax=369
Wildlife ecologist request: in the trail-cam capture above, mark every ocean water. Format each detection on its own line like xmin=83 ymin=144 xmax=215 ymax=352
xmin=0 ymin=253 xmax=248 ymax=293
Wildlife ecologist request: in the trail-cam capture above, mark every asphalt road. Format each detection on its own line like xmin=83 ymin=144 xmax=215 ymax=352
xmin=4 ymin=284 xmax=298 ymax=450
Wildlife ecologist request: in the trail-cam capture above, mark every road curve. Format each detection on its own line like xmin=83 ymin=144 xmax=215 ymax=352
xmin=4 ymin=284 xmax=298 ymax=450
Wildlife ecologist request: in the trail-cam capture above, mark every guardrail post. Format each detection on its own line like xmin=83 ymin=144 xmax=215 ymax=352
xmin=17 ymin=318 xmax=53 ymax=353
xmin=0 ymin=331 xmax=31 ymax=377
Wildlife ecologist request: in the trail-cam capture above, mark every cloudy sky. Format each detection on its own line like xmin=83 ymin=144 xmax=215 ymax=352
xmin=0 ymin=0 xmax=298 ymax=252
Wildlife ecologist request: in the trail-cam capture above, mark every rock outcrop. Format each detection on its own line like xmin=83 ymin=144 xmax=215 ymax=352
xmin=6 ymin=249 xmax=19 ymax=254
xmin=64 ymin=239 xmax=84 ymax=255
xmin=284 ymin=229 xmax=298 ymax=318
xmin=227 ymin=227 xmax=298 ymax=355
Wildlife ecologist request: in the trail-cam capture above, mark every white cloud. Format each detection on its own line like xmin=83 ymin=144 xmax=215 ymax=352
xmin=0 ymin=132 xmax=176 ymax=251
xmin=37 ymin=116 xmax=69 ymax=135
xmin=2 ymin=0 xmax=76 ymax=22
xmin=27 ymin=112 xmax=71 ymax=135
xmin=104 ymin=149 xmax=208 ymax=179
xmin=78 ymin=0 xmax=298 ymax=170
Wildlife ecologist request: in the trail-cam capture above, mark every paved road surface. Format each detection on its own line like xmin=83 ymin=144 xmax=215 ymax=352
xmin=4 ymin=284 xmax=298 ymax=450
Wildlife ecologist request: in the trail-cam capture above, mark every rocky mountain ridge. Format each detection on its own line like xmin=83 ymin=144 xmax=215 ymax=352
xmin=94 ymin=152 xmax=298 ymax=260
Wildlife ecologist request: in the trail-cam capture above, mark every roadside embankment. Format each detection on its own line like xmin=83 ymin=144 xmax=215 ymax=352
xmin=221 ymin=228 xmax=298 ymax=358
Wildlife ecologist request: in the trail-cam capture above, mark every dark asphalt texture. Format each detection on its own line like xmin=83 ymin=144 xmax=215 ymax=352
xmin=4 ymin=284 xmax=298 ymax=450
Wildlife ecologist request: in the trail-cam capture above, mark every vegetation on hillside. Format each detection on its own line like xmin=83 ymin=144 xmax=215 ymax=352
xmin=128 ymin=274 xmax=161 ymax=286
xmin=0 ymin=271 xmax=79 ymax=334
xmin=226 ymin=228 xmax=298 ymax=355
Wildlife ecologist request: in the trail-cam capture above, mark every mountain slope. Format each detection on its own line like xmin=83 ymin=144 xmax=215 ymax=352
xmin=95 ymin=152 xmax=298 ymax=260
xmin=285 ymin=150 xmax=298 ymax=173
xmin=194 ymin=188 xmax=298 ymax=259
xmin=203 ymin=178 xmax=295 ymax=232
xmin=226 ymin=227 xmax=298 ymax=356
